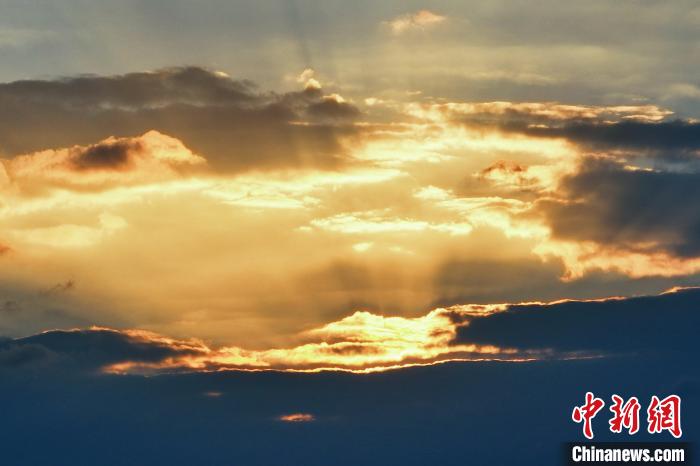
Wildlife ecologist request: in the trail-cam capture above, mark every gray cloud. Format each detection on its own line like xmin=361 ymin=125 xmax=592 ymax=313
xmin=539 ymin=158 xmax=700 ymax=258
xmin=306 ymin=98 xmax=361 ymax=121
xmin=0 ymin=343 xmax=56 ymax=369
xmin=0 ymin=327 xmax=206 ymax=372
xmin=522 ymin=120 xmax=700 ymax=154
xmin=453 ymin=287 xmax=700 ymax=354
xmin=444 ymin=104 xmax=700 ymax=262
xmin=0 ymin=66 xmax=257 ymax=108
xmin=72 ymin=139 xmax=139 ymax=170
xmin=0 ymin=67 xmax=362 ymax=173
xmin=449 ymin=106 xmax=700 ymax=156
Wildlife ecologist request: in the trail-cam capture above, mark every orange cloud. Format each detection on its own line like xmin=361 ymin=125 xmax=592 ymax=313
xmin=385 ymin=10 xmax=447 ymax=35
xmin=278 ymin=413 xmax=315 ymax=423
xmin=1 ymin=68 xmax=696 ymax=347
xmin=309 ymin=210 xmax=473 ymax=236
xmin=2 ymin=130 xmax=205 ymax=193
xmin=411 ymin=101 xmax=672 ymax=123
xmin=534 ymin=240 xmax=700 ymax=280
xmin=101 ymin=304 xmax=522 ymax=375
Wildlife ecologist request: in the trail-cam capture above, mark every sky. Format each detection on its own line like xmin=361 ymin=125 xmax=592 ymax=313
xmin=0 ymin=1 xmax=699 ymax=464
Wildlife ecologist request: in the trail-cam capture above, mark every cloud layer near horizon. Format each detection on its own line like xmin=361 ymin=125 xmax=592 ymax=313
xmin=2 ymin=287 xmax=696 ymax=375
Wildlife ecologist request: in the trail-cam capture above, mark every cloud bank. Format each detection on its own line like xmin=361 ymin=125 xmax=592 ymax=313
xmin=2 ymin=288 xmax=696 ymax=375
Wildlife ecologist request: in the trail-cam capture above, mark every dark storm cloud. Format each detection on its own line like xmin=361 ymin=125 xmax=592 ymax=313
xmin=0 ymin=67 xmax=362 ymax=172
xmin=450 ymin=105 xmax=700 ymax=162
xmin=522 ymin=120 xmax=700 ymax=153
xmin=0 ymin=66 xmax=257 ymax=108
xmin=453 ymin=287 xmax=700 ymax=354
xmin=539 ymin=158 xmax=700 ymax=258
xmin=447 ymin=105 xmax=700 ymax=262
xmin=0 ymin=328 xmax=206 ymax=372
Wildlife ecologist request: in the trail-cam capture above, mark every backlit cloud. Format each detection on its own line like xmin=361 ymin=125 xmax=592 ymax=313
xmin=0 ymin=67 xmax=362 ymax=173
xmin=102 ymin=304 xmax=516 ymax=374
xmin=2 ymin=67 xmax=700 ymax=347
xmin=3 ymin=130 xmax=204 ymax=193
xmin=0 ymin=4 xmax=699 ymax=463
xmin=3 ymin=288 xmax=695 ymax=375
xmin=278 ymin=413 xmax=315 ymax=422
xmin=385 ymin=10 xmax=447 ymax=35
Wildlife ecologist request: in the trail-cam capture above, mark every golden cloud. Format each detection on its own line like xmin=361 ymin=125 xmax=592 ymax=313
xmin=2 ymin=130 xmax=205 ymax=194
xmin=385 ymin=10 xmax=447 ymax=35
xmin=101 ymin=303 xmax=523 ymax=375
xmin=534 ymin=240 xmax=700 ymax=280
xmin=408 ymin=101 xmax=673 ymax=123
xmin=278 ymin=413 xmax=315 ymax=423
xmin=0 ymin=68 xmax=696 ymax=348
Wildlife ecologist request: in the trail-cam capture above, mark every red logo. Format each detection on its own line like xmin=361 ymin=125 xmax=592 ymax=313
xmin=572 ymin=392 xmax=605 ymax=439
xmin=572 ymin=393 xmax=682 ymax=439
xmin=647 ymin=395 xmax=682 ymax=438
xmin=609 ymin=394 xmax=641 ymax=435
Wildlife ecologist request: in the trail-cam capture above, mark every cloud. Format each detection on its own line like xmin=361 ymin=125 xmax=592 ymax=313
xmin=296 ymin=68 xmax=322 ymax=91
xmin=1 ymin=345 xmax=697 ymax=466
xmin=106 ymin=305 xmax=514 ymax=374
xmin=440 ymin=102 xmax=700 ymax=168
xmin=309 ymin=210 xmax=473 ymax=236
xmin=3 ymin=130 xmax=205 ymax=193
xmin=306 ymin=94 xmax=361 ymax=121
xmin=542 ymin=159 xmax=700 ymax=257
xmin=421 ymin=101 xmax=672 ymax=125
xmin=414 ymin=99 xmax=700 ymax=278
xmin=0 ymin=342 xmax=56 ymax=369
xmin=452 ymin=287 xmax=700 ymax=354
xmin=0 ymin=327 xmax=208 ymax=372
xmin=478 ymin=160 xmax=545 ymax=191
xmin=0 ymin=67 xmax=362 ymax=173
xmin=520 ymin=119 xmax=700 ymax=157
xmin=4 ymin=66 xmax=700 ymax=344
xmin=277 ymin=413 xmax=315 ymax=423
xmin=0 ymin=66 xmax=256 ymax=108
xmin=411 ymin=188 xmax=545 ymax=239
xmin=7 ymin=288 xmax=697 ymax=375
xmin=528 ymin=157 xmax=700 ymax=277
xmin=385 ymin=10 xmax=447 ymax=35
xmin=0 ymin=304 xmax=514 ymax=374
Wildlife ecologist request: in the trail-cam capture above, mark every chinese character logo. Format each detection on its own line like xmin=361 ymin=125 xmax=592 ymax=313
xmin=609 ymin=394 xmax=641 ymax=435
xmin=647 ymin=395 xmax=682 ymax=438
xmin=572 ymin=392 xmax=605 ymax=439
xmin=572 ymin=393 xmax=682 ymax=439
